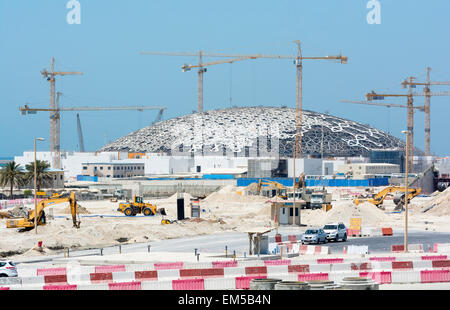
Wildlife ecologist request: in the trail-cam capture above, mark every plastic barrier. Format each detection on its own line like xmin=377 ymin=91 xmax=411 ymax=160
xmin=431 ymin=260 xmax=450 ymax=268
xmin=264 ymin=260 xmax=291 ymax=266
xmin=43 ymin=284 xmax=77 ymax=290
xmin=297 ymin=272 xmax=328 ymax=281
xmin=108 ymin=281 xmax=142 ymax=290
xmin=0 ymin=287 xmax=10 ymax=290
xmin=134 ymin=270 xmax=158 ymax=281
xmin=288 ymin=235 xmax=297 ymax=243
xmin=288 ymin=265 xmax=310 ymax=273
xmin=350 ymin=262 xmax=372 ymax=271
xmin=235 ymin=276 xmax=266 ymax=290
xmin=37 ymin=267 xmax=67 ymax=276
xmin=44 ymin=274 xmax=68 ymax=285
xmin=391 ymin=244 xmax=424 ymax=253
xmin=245 ymin=266 xmax=267 ymax=276
xmin=392 ymin=261 xmax=413 ymax=270
xmin=180 ymin=268 xmax=224 ymax=279
xmin=172 ymin=278 xmax=205 ymax=290
xmin=433 ymin=243 xmax=450 ymax=253
xmin=382 ymin=228 xmax=393 ymax=236
xmin=344 ymin=245 xmax=369 ymax=255
xmin=422 ymin=255 xmax=447 ymax=261
xmin=212 ymin=261 xmax=237 ymax=268
xmin=370 ymin=256 xmax=396 ymax=262
xmin=360 ymin=271 xmax=392 ymax=284
xmin=317 ymin=258 xmax=344 ymax=264
xmin=90 ymin=272 xmax=113 ymax=283
xmin=95 ymin=265 xmax=126 ymax=273
xmin=154 ymin=262 xmax=184 ymax=270
xmin=420 ymin=269 xmax=450 ymax=283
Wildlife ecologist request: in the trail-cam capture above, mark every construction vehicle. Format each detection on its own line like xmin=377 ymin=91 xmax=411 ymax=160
xmin=257 ymin=179 xmax=287 ymax=199
xmin=310 ymin=190 xmax=333 ymax=210
xmin=117 ymin=196 xmax=166 ymax=217
xmin=354 ymin=186 xmax=422 ymax=210
xmin=6 ymin=191 xmax=80 ymax=230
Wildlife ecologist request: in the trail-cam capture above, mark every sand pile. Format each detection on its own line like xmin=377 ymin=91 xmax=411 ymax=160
xmin=425 ymin=187 xmax=450 ymax=216
xmin=204 ymin=185 xmax=268 ymax=203
xmin=301 ymin=200 xmax=391 ymax=228
xmin=61 ymin=204 xmax=90 ymax=214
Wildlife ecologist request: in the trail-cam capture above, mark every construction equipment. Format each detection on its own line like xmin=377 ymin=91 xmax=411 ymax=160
xmin=76 ymin=113 xmax=85 ymax=152
xmin=392 ymin=188 xmax=422 ymax=211
xmin=401 ymin=68 xmax=450 ymax=156
xmin=6 ymin=191 xmax=80 ymax=230
xmin=294 ymin=172 xmax=306 ymax=189
xmin=41 ymin=58 xmax=83 ymax=169
xmin=257 ymin=179 xmax=287 ymax=199
xmin=365 ymin=88 xmax=450 ymax=167
xmin=117 ymin=196 xmax=166 ymax=217
xmin=353 ymin=186 xmax=421 ymax=210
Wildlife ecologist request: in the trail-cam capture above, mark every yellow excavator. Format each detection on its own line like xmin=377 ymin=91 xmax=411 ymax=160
xmin=257 ymin=179 xmax=287 ymax=199
xmin=354 ymin=186 xmax=422 ymax=210
xmin=117 ymin=196 xmax=166 ymax=217
xmin=6 ymin=191 xmax=81 ymax=230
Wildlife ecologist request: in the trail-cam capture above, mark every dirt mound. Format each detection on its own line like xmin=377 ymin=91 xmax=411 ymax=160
xmin=61 ymin=204 xmax=90 ymax=214
xmin=425 ymin=187 xmax=450 ymax=216
xmin=302 ymin=200 xmax=390 ymax=228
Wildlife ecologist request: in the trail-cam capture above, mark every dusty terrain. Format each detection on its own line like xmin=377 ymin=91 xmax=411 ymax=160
xmin=0 ymin=185 xmax=449 ymax=259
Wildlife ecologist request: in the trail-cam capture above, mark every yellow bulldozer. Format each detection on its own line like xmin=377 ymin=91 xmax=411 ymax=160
xmin=6 ymin=191 xmax=81 ymax=230
xmin=354 ymin=186 xmax=422 ymax=210
xmin=117 ymin=196 xmax=166 ymax=217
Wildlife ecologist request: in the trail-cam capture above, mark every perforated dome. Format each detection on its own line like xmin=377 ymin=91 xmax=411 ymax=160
xmin=99 ymin=106 xmax=405 ymax=157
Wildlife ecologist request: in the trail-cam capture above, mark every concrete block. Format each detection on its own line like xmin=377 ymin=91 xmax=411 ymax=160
xmin=223 ymin=267 xmax=245 ymax=277
xmin=266 ymin=265 xmax=289 ymax=276
xmin=309 ymin=264 xmax=331 ymax=273
xmin=112 ymin=271 xmax=135 ymax=282
xmin=21 ymin=276 xmax=45 ymax=286
xmin=78 ymin=283 xmax=109 ymax=290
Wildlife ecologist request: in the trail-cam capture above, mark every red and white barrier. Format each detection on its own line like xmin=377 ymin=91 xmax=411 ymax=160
xmin=391 ymin=244 xmax=424 ymax=253
xmin=433 ymin=243 xmax=450 ymax=253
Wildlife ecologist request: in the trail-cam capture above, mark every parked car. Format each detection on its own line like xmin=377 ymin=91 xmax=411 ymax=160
xmin=301 ymin=228 xmax=327 ymax=244
xmin=0 ymin=260 xmax=18 ymax=277
xmin=323 ymin=222 xmax=347 ymax=242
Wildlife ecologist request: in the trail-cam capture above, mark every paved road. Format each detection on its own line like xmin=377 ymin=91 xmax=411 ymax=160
xmin=16 ymin=228 xmax=450 ymax=264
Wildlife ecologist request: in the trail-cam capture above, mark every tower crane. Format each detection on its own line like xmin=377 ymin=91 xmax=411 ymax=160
xmin=76 ymin=113 xmax=85 ymax=152
xmin=40 ymin=58 xmax=82 ymax=169
xmin=181 ymin=55 xmax=260 ymax=113
xmin=401 ymin=67 xmax=450 ymax=156
xmin=20 ymin=101 xmax=168 ymax=166
xmin=364 ymin=88 xmax=450 ymax=167
xmin=141 ymin=42 xmax=348 ymax=227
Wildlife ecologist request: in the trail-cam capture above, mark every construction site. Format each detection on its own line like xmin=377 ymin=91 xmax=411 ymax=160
xmin=1 ymin=1 xmax=450 ymax=296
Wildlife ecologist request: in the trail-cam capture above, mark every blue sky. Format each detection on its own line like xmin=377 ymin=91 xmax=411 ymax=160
xmin=1 ymin=0 xmax=449 ymax=157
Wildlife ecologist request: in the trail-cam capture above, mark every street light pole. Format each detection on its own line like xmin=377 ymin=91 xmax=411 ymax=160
xmin=402 ymin=130 xmax=410 ymax=253
xmin=34 ymin=138 xmax=45 ymax=234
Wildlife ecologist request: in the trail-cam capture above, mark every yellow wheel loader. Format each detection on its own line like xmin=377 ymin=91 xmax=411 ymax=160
xmin=117 ymin=196 xmax=166 ymax=217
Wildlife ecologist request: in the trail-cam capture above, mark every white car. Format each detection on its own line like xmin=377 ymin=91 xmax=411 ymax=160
xmin=0 ymin=260 xmax=18 ymax=277
xmin=323 ymin=222 xmax=347 ymax=242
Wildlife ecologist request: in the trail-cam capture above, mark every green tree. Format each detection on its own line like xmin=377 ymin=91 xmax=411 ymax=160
xmin=25 ymin=160 xmax=53 ymax=191
xmin=0 ymin=161 xmax=25 ymax=198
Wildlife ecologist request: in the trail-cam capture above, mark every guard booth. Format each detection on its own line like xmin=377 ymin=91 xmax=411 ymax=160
xmin=270 ymin=200 xmax=306 ymax=226
xmin=190 ymin=197 xmax=201 ymax=218
xmin=246 ymin=228 xmax=275 ymax=255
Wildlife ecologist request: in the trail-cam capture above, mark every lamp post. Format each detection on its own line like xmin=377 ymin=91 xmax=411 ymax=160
xmin=34 ymin=137 xmax=45 ymax=234
xmin=401 ymin=130 xmax=410 ymax=253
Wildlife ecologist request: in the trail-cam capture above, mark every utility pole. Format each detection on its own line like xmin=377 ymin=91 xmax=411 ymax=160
xmin=40 ymin=58 xmax=82 ymax=169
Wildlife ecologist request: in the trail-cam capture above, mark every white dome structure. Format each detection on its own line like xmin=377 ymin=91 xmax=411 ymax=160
xmin=99 ymin=106 xmax=406 ymax=158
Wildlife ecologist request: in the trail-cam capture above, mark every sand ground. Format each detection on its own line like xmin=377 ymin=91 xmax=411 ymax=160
xmin=1 ymin=185 xmax=449 ymax=259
